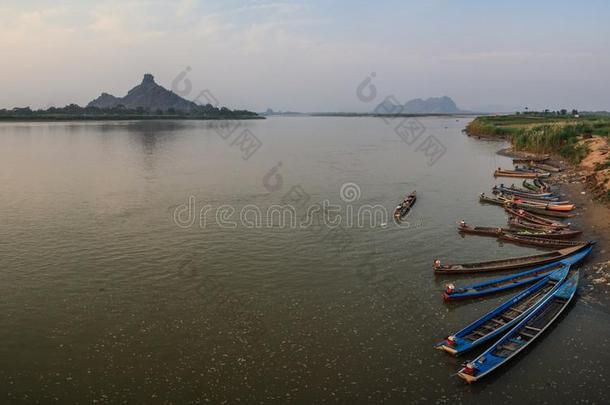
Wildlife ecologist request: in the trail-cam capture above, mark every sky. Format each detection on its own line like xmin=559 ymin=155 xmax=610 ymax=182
xmin=1 ymin=0 xmax=610 ymax=112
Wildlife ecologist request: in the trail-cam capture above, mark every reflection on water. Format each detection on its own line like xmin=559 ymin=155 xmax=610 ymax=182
xmin=0 ymin=117 xmax=608 ymax=403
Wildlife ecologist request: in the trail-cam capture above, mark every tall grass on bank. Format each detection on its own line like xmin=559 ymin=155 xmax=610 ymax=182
xmin=511 ymin=123 xmax=590 ymax=163
xmin=466 ymin=118 xmax=594 ymax=163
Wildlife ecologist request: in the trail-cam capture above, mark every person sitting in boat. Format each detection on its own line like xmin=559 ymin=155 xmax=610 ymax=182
xmin=433 ymin=259 xmax=442 ymax=269
xmin=459 ymin=220 xmax=466 ymax=228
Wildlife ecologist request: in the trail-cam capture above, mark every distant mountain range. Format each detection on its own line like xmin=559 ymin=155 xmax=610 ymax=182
xmin=374 ymin=96 xmax=465 ymax=114
xmin=88 ymin=74 xmax=198 ymax=112
xmin=0 ymin=74 xmax=260 ymax=120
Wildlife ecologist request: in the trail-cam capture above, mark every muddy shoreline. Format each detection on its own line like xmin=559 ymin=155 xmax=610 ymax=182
xmin=497 ymin=147 xmax=610 ymax=311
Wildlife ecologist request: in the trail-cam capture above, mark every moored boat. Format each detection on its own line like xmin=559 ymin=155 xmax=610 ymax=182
xmin=479 ymin=193 xmax=509 ymax=206
xmin=534 ymin=178 xmax=551 ymax=191
xmin=438 ymin=270 xmax=568 ymax=354
xmin=494 ymin=169 xmax=544 ymax=179
xmin=499 ymin=234 xmax=588 ymax=249
xmin=517 ymin=206 xmax=575 ymax=218
xmin=458 ymin=221 xmax=578 ymax=240
xmin=457 ymin=223 xmax=504 ymax=237
xmin=523 ymin=179 xmax=550 ymax=193
xmin=457 ymin=271 xmax=580 ymax=383
xmin=508 ymin=214 xmax=582 ymax=234
xmin=530 ymin=162 xmax=561 ymax=173
xmin=433 ymin=244 xmax=590 ymax=274
xmin=505 ymin=207 xmax=569 ymax=228
xmin=511 ymin=199 xmax=574 ymax=211
xmin=493 ymin=185 xmax=559 ymax=201
xmin=512 ymin=155 xmax=550 ymax=164
xmin=508 ymin=196 xmax=570 ymax=205
xmin=442 ymin=261 xmax=563 ymax=301
xmin=507 ymin=218 xmax=581 ymax=238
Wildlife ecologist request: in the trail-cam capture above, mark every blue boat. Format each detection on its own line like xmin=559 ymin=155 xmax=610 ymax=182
xmin=436 ymin=267 xmax=568 ymax=356
xmin=443 ymin=246 xmax=591 ymax=300
xmin=457 ymin=271 xmax=580 ymax=383
xmin=493 ymin=185 xmax=559 ymax=201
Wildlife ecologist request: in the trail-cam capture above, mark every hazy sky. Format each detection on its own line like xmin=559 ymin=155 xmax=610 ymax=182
xmin=1 ymin=0 xmax=609 ymax=112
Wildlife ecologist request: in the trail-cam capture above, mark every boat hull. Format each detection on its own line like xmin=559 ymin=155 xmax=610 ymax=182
xmin=495 ymin=170 xmax=540 ymax=179
xmin=457 ymin=271 xmax=580 ymax=382
xmin=434 ymin=244 xmax=590 ymax=274
xmin=505 ymin=207 xmax=569 ymax=228
xmin=499 ymin=234 xmax=587 ymax=249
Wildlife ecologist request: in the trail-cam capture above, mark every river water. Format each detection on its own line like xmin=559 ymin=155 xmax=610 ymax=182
xmin=0 ymin=117 xmax=608 ymax=403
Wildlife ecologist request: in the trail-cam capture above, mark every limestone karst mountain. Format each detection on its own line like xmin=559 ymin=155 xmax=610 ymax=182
xmin=88 ymin=74 xmax=198 ymax=112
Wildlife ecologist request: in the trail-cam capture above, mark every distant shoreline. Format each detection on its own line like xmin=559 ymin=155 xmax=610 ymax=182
xmin=0 ymin=115 xmax=266 ymax=122
xmin=308 ymin=112 xmax=482 ymax=118
xmin=0 ymin=112 xmax=489 ymax=122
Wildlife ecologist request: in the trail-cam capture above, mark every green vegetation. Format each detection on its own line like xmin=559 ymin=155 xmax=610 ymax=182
xmin=466 ymin=112 xmax=610 ymax=163
xmin=594 ymin=161 xmax=610 ymax=171
xmin=0 ymin=104 xmax=262 ymax=121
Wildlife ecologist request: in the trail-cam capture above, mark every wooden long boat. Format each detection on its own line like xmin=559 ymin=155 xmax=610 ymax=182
xmin=433 ymin=244 xmax=589 ymax=274
xmin=438 ymin=270 xmax=568 ymax=354
xmin=443 ymin=263 xmax=562 ymax=301
xmin=512 ymin=155 xmax=550 ymax=164
xmin=480 ymin=195 xmax=574 ymax=213
xmin=393 ymin=191 xmax=416 ymax=221
xmin=493 ymin=186 xmax=559 ymax=201
xmin=514 ymin=165 xmax=543 ymax=173
xmin=530 ymin=162 xmax=561 ymax=173
xmin=499 ymin=234 xmax=587 ymax=249
xmin=457 ymin=223 xmax=504 ymax=237
xmin=511 ymin=199 xmax=574 ymax=211
xmin=534 ymin=178 xmax=551 ymax=191
xmin=508 ymin=193 xmax=565 ymax=203
xmin=494 ymin=169 xmax=542 ymax=179
xmin=458 ymin=271 xmax=579 ymax=383
xmin=458 ymin=223 xmax=579 ymax=240
xmin=479 ymin=193 xmax=508 ymax=206
xmin=505 ymin=207 xmax=569 ymax=228
xmin=522 ymin=180 xmax=540 ymax=192
xmin=518 ymin=206 xmax=575 ymax=218
xmin=508 ymin=218 xmax=581 ymax=238
xmin=523 ymin=179 xmax=550 ymax=193
xmin=505 ymin=195 xmax=570 ymax=206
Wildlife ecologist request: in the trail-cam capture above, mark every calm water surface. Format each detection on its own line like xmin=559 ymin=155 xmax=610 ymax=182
xmin=0 ymin=117 xmax=608 ymax=403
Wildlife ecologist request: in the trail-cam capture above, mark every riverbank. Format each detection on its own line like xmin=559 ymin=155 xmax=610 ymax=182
xmin=494 ymin=146 xmax=610 ymax=309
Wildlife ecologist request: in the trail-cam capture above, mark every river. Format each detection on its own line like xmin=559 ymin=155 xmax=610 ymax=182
xmin=0 ymin=117 xmax=608 ymax=403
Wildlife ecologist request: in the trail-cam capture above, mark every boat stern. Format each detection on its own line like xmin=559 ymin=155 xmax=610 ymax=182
xmin=436 ymin=335 xmax=468 ymax=355
xmin=457 ymin=371 xmax=478 ymax=384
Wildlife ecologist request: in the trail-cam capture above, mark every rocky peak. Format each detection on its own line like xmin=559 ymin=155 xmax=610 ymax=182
xmin=141 ymin=73 xmax=155 ymax=85
xmin=87 ymin=73 xmax=198 ymax=112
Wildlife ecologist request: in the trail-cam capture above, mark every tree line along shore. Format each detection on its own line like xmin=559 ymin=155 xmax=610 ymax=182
xmin=0 ymin=104 xmax=262 ymax=121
